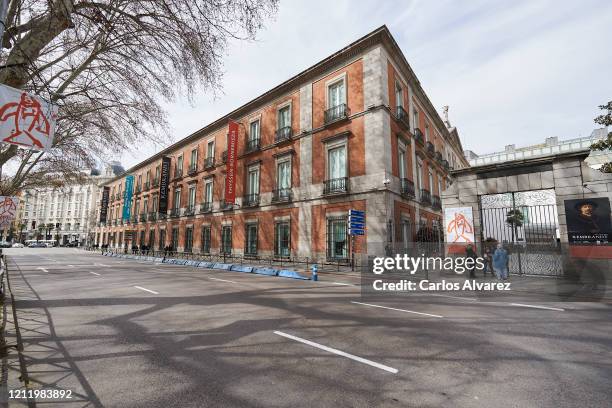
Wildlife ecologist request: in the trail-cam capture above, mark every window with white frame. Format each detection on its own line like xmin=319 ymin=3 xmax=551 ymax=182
xmin=188 ymin=186 xmax=196 ymax=210
xmin=245 ymin=223 xmax=258 ymax=255
xmin=425 ymin=124 xmax=430 ymax=142
xmin=173 ymin=189 xmax=181 ymax=210
xmin=246 ymin=165 xmax=260 ymax=200
xmin=395 ymin=81 xmax=403 ymax=108
xmin=328 ymin=79 xmax=345 ymax=108
xmin=278 ymin=105 xmax=291 ymax=129
xmin=428 ymin=170 xmax=434 ymax=192
xmin=413 ymin=108 xmax=419 ymax=130
xmin=276 ymin=156 xmax=291 ymax=199
xmin=207 ymin=140 xmax=215 ymax=158
xmin=327 ymin=142 xmax=347 ymax=180
xmin=204 ymin=179 xmax=213 ymax=205
xmin=416 ymin=159 xmax=423 ymax=192
xmin=249 ymin=120 xmax=260 ymax=142
xmin=398 ymin=141 xmax=407 ymax=179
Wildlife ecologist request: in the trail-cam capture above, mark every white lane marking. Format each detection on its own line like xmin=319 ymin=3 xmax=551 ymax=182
xmin=36 ymin=267 xmax=49 ymax=273
xmin=95 ymin=263 xmax=110 ymax=267
xmin=133 ymin=286 xmax=159 ymax=295
xmin=429 ymin=293 xmax=478 ymax=302
xmin=273 ymin=331 xmax=398 ymax=374
xmin=331 ymin=282 xmax=354 ymax=286
xmin=89 ymin=272 xmax=101 ymax=276
xmin=208 ymin=277 xmax=237 ymax=284
xmin=351 ymin=301 xmax=444 ymax=318
xmin=510 ymin=303 xmax=564 ymax=311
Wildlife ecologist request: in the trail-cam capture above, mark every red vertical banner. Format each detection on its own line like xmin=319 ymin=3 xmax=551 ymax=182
xmin=224 ymin=120 xmax=239 ymax=204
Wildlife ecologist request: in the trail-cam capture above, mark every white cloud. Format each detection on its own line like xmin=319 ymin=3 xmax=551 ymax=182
xmin=120 ymin=0 xmax=612 ymax=167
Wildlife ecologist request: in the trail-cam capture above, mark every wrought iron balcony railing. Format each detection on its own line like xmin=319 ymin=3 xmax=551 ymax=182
xmin=395 ymin=106 xmax=410 ymax=129
xmin=174 ymin=168 xmax=183 ymax=178
xmin=221 ymin=151 xmax=227 ymax=164
xmin=435 ymin=151 xmax=443 ymax=163
xmin=184 ymin=205 xmax=195 ymax=216
xmin=432 ymin=195 xmax=442 ymax=210
xmin=148 ymin=212 xmax=157 ymax=221
xmin=441 ymin=159 xmax=450 ymax=170
xmin=274 ymin=126 xmax=292 ymax=143
xmin=170 ymin=207 xmax=181 ymax=217
xmin=323 ymin=177 xmax=349 ymax=195
xmin=400 ymin=178 xmax=415 ymax=198
xmin=139 ymin=214 xmax=147 ymax=222
xmin=220 ymin=200 xmax=234 ymax=211
xmin=414 ymin=128 xmax=424 ymax=144
xmin=272 ymin=188 xmax=292 ymax=203
xmin=420 ymin=189 xmax=432 ymax=206
xmin=152 ymin=178 xmax=159 ymax=187
xmin=245 ymin=137 xmax=260 ymax=153
xmin=324 ymin=103 xmax=348 ymax=124
xmin=426 ymin=141 xmax=435 ymax=156
xmin=242 ymin=194 xmax=260 ymax=207
xmin=200 ymin=202 xmax=213 ymax=213
xmin=204 ymin=156 xmax=215 ymax=168
xmin=188 ymin=164 xmax=197 ymax=175
xmin=144 ymin=181 xmax=150 ymax=190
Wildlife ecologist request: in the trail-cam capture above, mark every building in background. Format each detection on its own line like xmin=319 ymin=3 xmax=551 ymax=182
xmin=94 ymin=26 xmax=469 ymax=259
xmin=13 ymin=162 xmax=124 ymax=245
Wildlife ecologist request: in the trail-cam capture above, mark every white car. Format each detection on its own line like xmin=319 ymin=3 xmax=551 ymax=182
xmin=11 ymin=243 xmax=24 ymax=248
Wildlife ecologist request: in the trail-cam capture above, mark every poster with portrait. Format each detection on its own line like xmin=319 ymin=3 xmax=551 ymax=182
xmin=444 ymin=207 xmax=475 ymax=243
xmin=564 ymin=198 xmax=611 ymax=243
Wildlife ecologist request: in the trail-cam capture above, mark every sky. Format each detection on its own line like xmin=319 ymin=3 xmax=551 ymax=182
xmin=120 ymin=0 xmax=612 ymax=169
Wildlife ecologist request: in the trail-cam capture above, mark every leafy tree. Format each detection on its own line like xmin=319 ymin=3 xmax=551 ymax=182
xmin=506 ymin=209 xmax=524 ymax=228
xmin=590 ymin=101 xmax=612 ymax=173
xmin=0 ymin=0 xmax=278 ymax=194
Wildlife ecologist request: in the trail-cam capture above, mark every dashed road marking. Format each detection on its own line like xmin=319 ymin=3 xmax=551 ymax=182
xmin=510 ymin=303 xmax=564 ymax=311
xmin=133 ymin=286 xmax=159 ymax=295
xmin=89 ymin=272 xmax=101 ymax=276
xmin=351 ymin=301 xmax=444 ymax=318
xmin=274 ymin=330 xmax=398 ymax=374
xmin=208 ymin=277 xmax=237 ymax=284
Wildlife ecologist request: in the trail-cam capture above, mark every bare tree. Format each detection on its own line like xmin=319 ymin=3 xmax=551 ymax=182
xmin=0 ymin=0 xmax=278 ymax=194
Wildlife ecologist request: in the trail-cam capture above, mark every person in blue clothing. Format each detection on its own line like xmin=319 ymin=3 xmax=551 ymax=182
xmin=492 ymin=243 xmax=509 ymax=280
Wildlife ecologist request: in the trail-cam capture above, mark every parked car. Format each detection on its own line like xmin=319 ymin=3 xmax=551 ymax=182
xmin=11 ymin=243 xmax=24 ymax=248
xmin=28 ymin=242 xmax=47 ymax=248
xmin=0 ymin=241 xmax=12 ymax=248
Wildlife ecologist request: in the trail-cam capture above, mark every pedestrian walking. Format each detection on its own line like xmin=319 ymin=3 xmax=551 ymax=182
xmin=492 ymin=243 xmax=509 ymax=280
xmin=465 ymin=244 xmax=477 ymax=278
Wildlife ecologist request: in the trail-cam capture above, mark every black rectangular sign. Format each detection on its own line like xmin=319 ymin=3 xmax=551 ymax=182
xmin=158 ymin=156 xmax=171 ymax=214
xmin=99 ymin=186 xmax=110 ymax=223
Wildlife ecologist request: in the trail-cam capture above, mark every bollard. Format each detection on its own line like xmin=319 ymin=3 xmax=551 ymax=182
xmin=311 ymin=264 xmax=318 ymax=281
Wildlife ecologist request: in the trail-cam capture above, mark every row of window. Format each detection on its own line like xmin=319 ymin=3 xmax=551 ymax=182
xmin=100 ymin=217 xmax=351 ymax=260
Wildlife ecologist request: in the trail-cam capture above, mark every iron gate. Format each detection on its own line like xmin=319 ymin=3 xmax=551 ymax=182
xmin=479 ymin=189 xmax=563 ymax=276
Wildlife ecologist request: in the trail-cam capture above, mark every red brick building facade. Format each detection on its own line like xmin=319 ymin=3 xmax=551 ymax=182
xmin=94 ymin=26 xmax=469 ymax=260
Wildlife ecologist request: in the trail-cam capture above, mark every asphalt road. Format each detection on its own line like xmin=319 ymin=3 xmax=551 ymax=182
xmin=2 ymin=248 xmax=611 ymax=408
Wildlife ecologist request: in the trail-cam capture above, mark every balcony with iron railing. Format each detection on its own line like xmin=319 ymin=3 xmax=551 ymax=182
xmin=200 ymin=202 xmax=213 ymax=213
xmin=204 ymin=156 xmax=215 ymax=169
xmin=135 ymin=185 xmax=142 ymax=194
xmin=184 ymin=205 xmax=196 ymax=216
xmin=148 ymin=212 xmax=157 ymax=221
xmin=420 ymin=189 xmax=432 ymax=206
xmin=400 ymin=178 xmax=415 ymax=198
xmin=188 ymin=163 xmax=197 ymax=176
xmin=272 ymin=188 xmax=292 ymax=203
xmin=174 ymin=168 xmax=183 ymax=179
xmin=131 ymin=215 xmax=139 ymax=224
xmin=432 ymin=195 xmax=442 ymax=210
xmin=414 ymin=128 xmax=424 ymax=144
xmin=324 ymin=103 xmax=348 ymax=125
xmin=152 ymin=178 xmax=159 ymax=187
xmin=274 ymin=126 xmax=292 ymax=143
xmin=221 ymin=151 xmax=227 ymax=164
xmin=139 ymin=213 xmax=147 ymax=222
xmin=242 ymin=193 xmax=260 ymax=207
xmin=323 ymin=177 xmax=349 ymax=195
xmin=435 ymin=151 xmax=443 ymax=163
xmin=441 ymin=159 xmax=450 ymax=170
xmin=395 ymin=106 xmax=410 ymax=129
xmin=144 ymin=181 xmax=150 ymax=190
xmin=426 ymin=141 xmax=435 ymax=156
xmin=220 ymin=199 xmax=234 ymax=211
xmin=170 ymin=207 xmax=181 ymax=217
xmin=245 ymin=137 xmax=261 ymax=153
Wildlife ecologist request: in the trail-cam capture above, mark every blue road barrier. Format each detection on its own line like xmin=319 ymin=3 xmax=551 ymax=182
xmin=212 ymin=263 xmax=233 ymax=270
xmin=231 ymin=265 xmax=254 ymax=273
xmin=278 ymin=269 xmax=310 ymax=280
xmin=197 ymin=262 xmax=214 ymax=268
xmin=253 ymin=267 xmax=278 ymax=276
